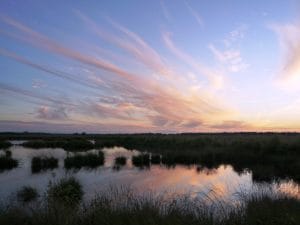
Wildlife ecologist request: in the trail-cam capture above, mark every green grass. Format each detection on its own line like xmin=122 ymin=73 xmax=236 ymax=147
xmin=17 ymin=186 xmax=38 ymax=203
xmin=64 ymin=152 xmax=104 ymax=169
xmin=31 ymin=157 xmax=58 ymax=173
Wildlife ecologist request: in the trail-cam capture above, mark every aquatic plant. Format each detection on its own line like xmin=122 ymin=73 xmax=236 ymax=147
xmin=4 ymin=150 xmax=12 ymax=158
xmin=132 ymin=154 xmax=150 ymax=167
xmin=31 ymin=156 xmax=58 ymax=173
xmin=114 ymin=156 xmax=127 ymax=166
xmin=0 ymin=141 xmax=12 ymax=149
xmin=64 ymin=152 xmax=104 ymax=169
xmin=150 ymin=154 xmax=161 ymax=164
xmin=0 ymin=155 xmax=18 ymax=171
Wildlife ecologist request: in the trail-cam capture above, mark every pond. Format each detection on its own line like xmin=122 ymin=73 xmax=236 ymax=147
xmin=0 ymin=143 xmax=299 ymax=206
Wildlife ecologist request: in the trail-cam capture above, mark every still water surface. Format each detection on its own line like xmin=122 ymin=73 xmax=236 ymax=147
xmin=0 ymin=143 xmax=299 ymax=204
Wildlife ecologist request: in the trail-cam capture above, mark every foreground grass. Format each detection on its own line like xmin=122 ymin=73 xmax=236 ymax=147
xmin=0 ymin=177 xmax=299 ymax=225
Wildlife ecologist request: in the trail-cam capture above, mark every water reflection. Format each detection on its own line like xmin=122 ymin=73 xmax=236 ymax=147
xmin=0 ymin=145 xmax=299 ymax=204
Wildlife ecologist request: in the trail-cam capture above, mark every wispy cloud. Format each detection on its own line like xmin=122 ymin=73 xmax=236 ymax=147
xmin=162 ymin=32 xmax=224 ymax=89
xmin=209 ymin=25 xmax=249 ymax=73
xmin=160 ymin=0 xmax=171 ymax=21
xmin=184 ymin=1 xmax=204 ymax=27
xmin=0 ymin=82 xmax=75 ymax=107
xmin=0 ymin=14 xmax=246 ymax=132
xmin=270 ymin=22 xmax=300 ymax=87
xmin=36 ymin=106 xmax=68 ymax=120
xmin=75 ymin=11 xmax=172 ymax=78
xmin=208 ymin=44 xmax=249 ymax=73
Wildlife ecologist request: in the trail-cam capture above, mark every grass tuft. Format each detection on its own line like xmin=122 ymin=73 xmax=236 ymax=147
xmin=47 ymin=177 xmax=83 ymax=206
xmin=31 ymin=156 xmax=58 ymax=173
xmin=115 ymin=156 xmax=127 ymax=166
xmin=64 ymin=152 xmax=104 ymax=169
xmin=17 ymin=186 xmax=38 ymax=203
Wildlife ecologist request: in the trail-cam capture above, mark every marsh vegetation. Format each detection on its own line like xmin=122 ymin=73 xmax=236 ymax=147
xmin=1 ymin=133 xmax=300 ymax=224
xmin=17 ymin=186 xmax=38 ymax=203
xmin=31 ymin=156 xmax=58 ymax=173
xmin=64 ymin=152 xmax=104 ymax=169
xmin=114 ymin=156 xmax=127 ymax=166
xmin=22 ymin=138 xmax=94 ymax=151
xmin=0 ymin=150 xmax=18 ymax=171
xmin=0 ymin=177 xmax=299 ymax=225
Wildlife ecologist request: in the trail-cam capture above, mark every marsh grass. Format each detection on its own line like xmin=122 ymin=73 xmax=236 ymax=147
xmin=4 ymin=150 xmax=11 ymax=158
xmin=64 ymin=152 xmax=104 ymax=169
xmin=22 ymin=139 xmax=94 ymax=151
xmin=0 ymin=152 xmax=18 ymax=171
xmin=150 ymin=154 xmax=161 ymax=164
xmin=0 ymin=180 xmax=299 ymax=225
xmin=93 ymin=134 xmax=300 ymax=182
xmin=31 ymin=157 xmax=58 ymax=173
xmin=17 ymin=186 xmax=38 ymax=203
xmin=47 ymin=177 xmax=83 ymax=206
xmin=115 ymin=156 xmax=127 ymax=166
xmin=132 ymin=154 xmax=150 ymax=167
xmin=0 ymin=140 xmax=12 ymax=149
xmin=5 ymin=132 xmax=300 ymax=181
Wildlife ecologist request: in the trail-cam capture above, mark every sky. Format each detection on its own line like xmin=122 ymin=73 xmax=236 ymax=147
xmin=1 ymin=0 xmax=300 ymax=133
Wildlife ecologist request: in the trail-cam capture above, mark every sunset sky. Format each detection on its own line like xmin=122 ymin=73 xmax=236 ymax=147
xmin=1 ymin=0 xmax=300 ymax=133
